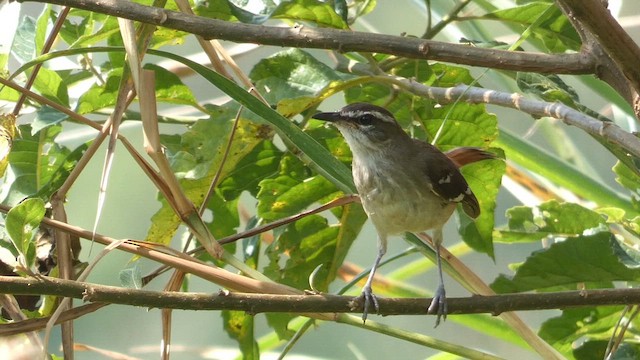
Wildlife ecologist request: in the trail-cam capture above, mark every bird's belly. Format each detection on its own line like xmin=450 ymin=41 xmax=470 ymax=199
xmin=360 ymin=186 xmax=456 ymax=236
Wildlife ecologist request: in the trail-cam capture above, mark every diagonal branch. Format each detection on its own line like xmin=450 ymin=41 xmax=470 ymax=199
xmin=26 ymin=0 xmax=594 ymax=75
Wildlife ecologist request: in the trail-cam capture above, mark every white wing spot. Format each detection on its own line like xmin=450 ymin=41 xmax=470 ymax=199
xmin=438 ymin=174 xmax=452 ymax=184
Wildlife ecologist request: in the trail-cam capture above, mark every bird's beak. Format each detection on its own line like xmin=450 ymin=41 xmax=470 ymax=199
xmin=312 ymin=111 xmax=341 ymax=122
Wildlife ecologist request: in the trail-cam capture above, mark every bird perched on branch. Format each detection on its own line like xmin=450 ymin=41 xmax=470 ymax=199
xmin=313 ymin=102 xmax=495 ymax=325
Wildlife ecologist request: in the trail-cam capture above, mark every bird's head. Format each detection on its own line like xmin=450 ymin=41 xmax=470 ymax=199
xmin=312 ymin=103 xmax=409 ymax=153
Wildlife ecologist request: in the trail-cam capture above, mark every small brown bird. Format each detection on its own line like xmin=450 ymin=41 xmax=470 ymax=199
xmin=313 ymin=103 xmax=494 ymax=325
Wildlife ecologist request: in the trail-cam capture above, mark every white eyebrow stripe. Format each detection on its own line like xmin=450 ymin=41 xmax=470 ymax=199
xmin=342 ymin=110 xmax=396 ymax=123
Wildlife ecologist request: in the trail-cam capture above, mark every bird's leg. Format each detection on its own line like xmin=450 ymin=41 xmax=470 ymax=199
xmin=360 ymin=233 xmax=387 ymax=323
xmin=427 ymin=228 xmax=447 ymax=327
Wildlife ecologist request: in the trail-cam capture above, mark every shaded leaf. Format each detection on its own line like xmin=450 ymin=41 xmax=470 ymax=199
xmin=222 ymin=310 xmax=259 ymax=359
xmin=119 ymin=264 xmax=143 ymax=289
xmin=12 ymin=16 xmax=37 ymax=63
xmin=32 ymin=106 xmax=68 ymax=134
xmin=539 ymin=306 xmax=623 ymax=358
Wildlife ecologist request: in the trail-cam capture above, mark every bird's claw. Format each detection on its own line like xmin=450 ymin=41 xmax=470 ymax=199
xmin=359 ymin=285 xmax=380 ymax=323
xmin=428 ymin=284 xmax=448 ymax=327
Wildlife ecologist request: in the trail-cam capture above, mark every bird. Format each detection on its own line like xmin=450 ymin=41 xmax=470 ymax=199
xmin=312 ymin=102 xmax=495 ymax=325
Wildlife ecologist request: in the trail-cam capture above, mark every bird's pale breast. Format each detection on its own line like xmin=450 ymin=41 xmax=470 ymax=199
xmin=353 ymin=154 xmax=456 ymax=236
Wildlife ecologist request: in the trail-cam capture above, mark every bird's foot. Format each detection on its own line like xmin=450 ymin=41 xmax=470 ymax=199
xmin=427 ymin=284 xmax=447 ymax=327
xmin=359 ymin=285 xmax=380 ymax=323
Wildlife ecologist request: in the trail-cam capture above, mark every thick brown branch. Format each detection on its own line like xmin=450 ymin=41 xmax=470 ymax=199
xmin=556 ymin=0 xmax=640 ymax=102
xmin=24 ymin=0 xmax=594 ymax=74
xmin=1 ymin=275 xmax=638 ymax=318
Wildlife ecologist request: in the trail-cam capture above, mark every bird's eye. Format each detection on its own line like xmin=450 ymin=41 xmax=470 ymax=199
xmin=357 ymin=114 xmax=375 ymax=126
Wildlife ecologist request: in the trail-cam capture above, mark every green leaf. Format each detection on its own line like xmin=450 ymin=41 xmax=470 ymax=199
xmin=206 ymin=193 xmax=239 ymax=240
xmin=614 ymin=160 xmax=640 ymax=199
xmin=194 ymin=0 xmax=240 ymax=22
xmin=59 ymin=11 xmax=94 ymax=46
xmin=0 ymin=84 xmax=20 ymax=102
xmin=516 ymin=72 xmax=579 ymax=106
xmin=1 ymin=125 xmax=88 ymax=205
xmin=496 ymin=130 xmax=636 ymax=215
xmin=6 ymin=197 xmax=45 ymax=268
xmin=264 ymin=214 xmax=338 ymax=290
xmin=143 ymin=63 xmax=199 ymax=107
xmin=325 ymin=201 xmax=367 ymax=284
xmin=148 ymin=27 xmax=188 ymax=48
xmin=30 ymin=67 xmax=70 ymax=107
xmin=424 ymin=104 xmax=498 ymax=149
xmin=491 ymin=232 xmax=640 ymax=293
xmin=483 ymin=3 xmax=580 ymax=52
xmin=148 ymin=47 xmax=354 ymax=193
xmin=76 ymin=68 xmax=122 ymax=114
xmin=68 ymin=12 xmax=119 ymax=48
xmin=257 ymin=154 xmax=339 ymax=222
xmin=271 ymin=0 xmax=348 ymax=29
xmin=458 ymin=148 xmax=505 ymax=258
xmin=250 ymin=48 xmax=342 ymax=103
xmin=218 ymin=139 xmax=283 ymax=200
xmin=34 ymin=5 xmax=51 ymax=55
xmin=500 ymin=200 xmax=608 ymax=243
xmin=539 ymin=306 xmax=624 ymax=358
xmin=349 ymin=0 xmax=377 ymax=21
xmin=222 ymin=310 xmax=259 ymax=359
xmin=574 ymin=341 xmax=640 ymax=360
xmin=9 ymin=46 xmax=355 ymax=192
xmin=390 ymin=61 xmax=476 ymax=87
xmin=146 ymin=115 xmax=265 ymax=246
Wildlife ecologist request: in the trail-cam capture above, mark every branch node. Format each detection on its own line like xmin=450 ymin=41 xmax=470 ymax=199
xmin=82 ymin=287 xmax=96 ymax=302
xmin=218 ymin=289 xmax=230 ymax=296
xmin=418 ymin=41 xmax=429 ymax=56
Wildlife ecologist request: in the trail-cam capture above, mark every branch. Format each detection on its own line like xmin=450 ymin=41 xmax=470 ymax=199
xmin=555 ymin=0 xmax=640 ymax=105
xmin=1 ymin=275 xmax=639 ymax=317
xmin=378 ymin=77 xmax=640 ymax=159
xmin=24 ymin=0 xmax=595 ymax=74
